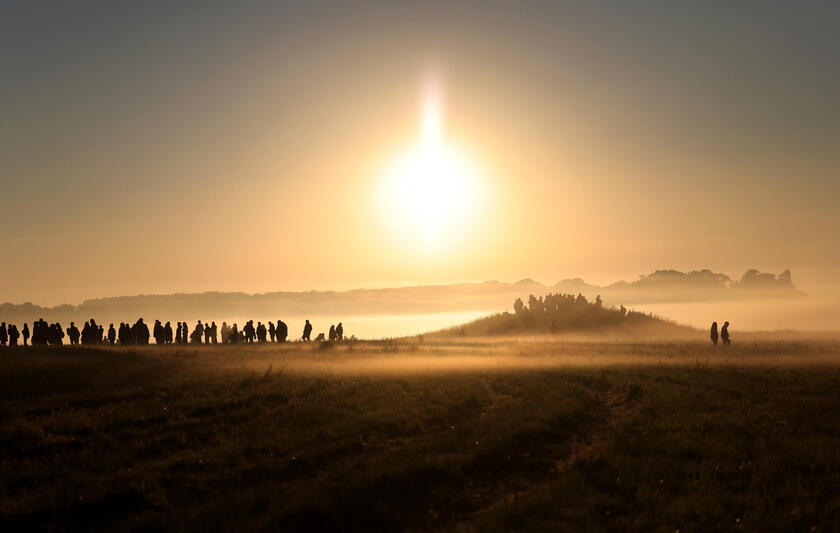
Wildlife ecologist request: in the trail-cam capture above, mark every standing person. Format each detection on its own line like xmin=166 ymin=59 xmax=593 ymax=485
xmin=221 ymin=322 xmax=230 ymax=344
xmin=244 ymin=321 xmax=256 ymax=343
xmin=328 ymin=324 xmax=336 ymax=342
xmin=108 ymin=324 xmax=116 ymax=345
xmin=47 ymin=324 xmax=57 ymax=345
xmin=56 ymin=323 xmax=65 ymax=345
xmin=204 ymin=322 xmax=211 ymax=344
xmin=277 ymin=320 xmax=288 ymax=343
xmin=164 ymin=322 xmax=173 ymax=344
xmin=210 ymin=322 xmax=218 ymax=343
xmin=230 ymin=323 xmax=239 ymax=343
xmin=268 ymin=321 xmax=276 ymax=343
xmin=134 ymin=318 xmax=150 ymax=345
xmin=89 ymin=319 xmax=99 ymax=343
xmin=8 ymin=325 xmax=19 ymax=346
xmin=721 ymin=321 xmax=731 ymax=345
xmin=302 ymin=320 xmax=312 ymax=342
xmin=710 ymin=322 xmax=719 ymax=346
xmin=335 ymin=322 xmax=343 ymax=341
xmin=256 ymin=322 xmax=267 ymax=343
xmin=22 ymin=323 xmax=30 ymax=346
xmin=0 ymin=322 xmax=7 ymax=346
xmin=153 ymin=320 xmax=163 ymax=344
xmin=67 ymin=322 xmax=80 ymax=345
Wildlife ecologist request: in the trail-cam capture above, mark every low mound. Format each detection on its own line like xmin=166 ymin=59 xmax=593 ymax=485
xmin=428 ymin=293 xmax=698 ymax=339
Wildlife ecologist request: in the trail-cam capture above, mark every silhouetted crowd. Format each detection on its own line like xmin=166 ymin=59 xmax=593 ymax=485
xmin=511 ymin=292 xmax=733 ymax=343
xmin=0 ymin=318 xmax=347 ymax=347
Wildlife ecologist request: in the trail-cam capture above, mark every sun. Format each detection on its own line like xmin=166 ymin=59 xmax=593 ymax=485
xmin=380 ymin=90 xmax=481 ymax=252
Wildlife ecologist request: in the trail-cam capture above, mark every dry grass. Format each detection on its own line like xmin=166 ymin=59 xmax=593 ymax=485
xmin=0 ymin=340 xmax=839 ymax=531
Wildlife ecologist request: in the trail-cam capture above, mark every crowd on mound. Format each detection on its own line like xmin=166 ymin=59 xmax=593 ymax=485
xmin=514 ymin=292 xmax=622 ymax=316
xmin=510 ymin=292 xmax=732 ymax=343
xmin=0 ymin=318 xmax=346 ymax=347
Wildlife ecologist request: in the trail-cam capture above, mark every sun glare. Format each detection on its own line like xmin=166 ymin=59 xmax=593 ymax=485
xmin=380 ymin=89 xmax=481 ymax=252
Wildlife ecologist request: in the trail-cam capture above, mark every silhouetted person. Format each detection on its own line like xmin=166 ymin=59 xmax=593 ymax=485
xmin=221 ymin=322 xmax=230 ymax=343
xmin=256 ymin=322 xmax=267 ymax=343
xmin=8 ymin=325 xmax=20 ymax=346
xmin=31 ymin=320 xmax=41 ymax=345
xmin=314 ymin=332 xmax=325 ymax=342
xmin=328 ymin=324 xmax=336 ymax=341
xmin=81 ymin=321 xmax=91 ymax=345
xmin=710 ymin=321 xmax=719 ymax=345
xmin=108 ymin=324 xmax=116 ymax=345
xmin=0 ymin=322 xmax=7 ymax=346
xmin=134 ymin=318 xmax=150 ymax=345
xmin=302 ymin=320 xmax=312 ymax=341
xmin=336 ymin=322 xmax=343 ymax=341
xmin=721 ymin=321 xmax=731 ymax=345
xmin=244 ymin=321 xmax=256 ymax=343
xmin=595 ymin=295 xmax=603 ymax=307
xmin=22 ymin=323 xmax=30 ymax=346
xmin=230 ymin=323 xmax=239 ymax=343
xmin=204 ymin=322 xmax=211 ymax=344
xmin=268 ymin=321 xmax=276 ymax=342
xmin=52 ymin=323 xmax=65 ymax=346
xmin=210 ymin=322 xmax=218 ymax=343
xmin=67 ymin=322 xmax=80 ymax=345
xmin=164 ymin=322 xmax=173 ymax=343
xmin=277 ymin=320 xmax=288 ymax=343
xmin=90 ymin=320 xmax=99 ymax=344
xmin=153 ymin=320 xmax=164 ymax=344
xmin=191 ymin=321 xmax=203 ymax=344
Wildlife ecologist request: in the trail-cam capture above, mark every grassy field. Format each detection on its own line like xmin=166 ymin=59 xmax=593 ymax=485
xmin=1 ymin=340 xmax=839 ymax=531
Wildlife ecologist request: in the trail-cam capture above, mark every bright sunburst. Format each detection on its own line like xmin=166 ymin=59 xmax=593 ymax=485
xmin=380 ymin=89 xmax=481 ymax=252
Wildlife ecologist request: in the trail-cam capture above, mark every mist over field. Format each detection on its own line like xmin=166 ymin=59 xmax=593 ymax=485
xmin=2 ymin=269 xmax=835 ymax=338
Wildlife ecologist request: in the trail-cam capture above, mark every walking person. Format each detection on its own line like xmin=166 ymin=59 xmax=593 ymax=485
xmin=721 ymin=321 xmax=731 ymax=345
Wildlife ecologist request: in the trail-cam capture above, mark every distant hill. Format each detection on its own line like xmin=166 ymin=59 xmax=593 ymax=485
xmin=552 ymin=269 xmax=804 ymax=304
xmin=0 ymin=280 xmax=549 ymax=326
xmin=0 ymin=269 xmax=804 ymax=327
xmin=428 ymin=294 xmax=698 ymax=340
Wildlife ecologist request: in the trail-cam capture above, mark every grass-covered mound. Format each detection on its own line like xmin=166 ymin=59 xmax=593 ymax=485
xmin=430 ymin=293 xmax=698 ymax=339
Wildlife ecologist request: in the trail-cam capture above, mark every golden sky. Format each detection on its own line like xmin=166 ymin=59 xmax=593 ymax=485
xmin=2 ymin=2 xmax=838 ymax=305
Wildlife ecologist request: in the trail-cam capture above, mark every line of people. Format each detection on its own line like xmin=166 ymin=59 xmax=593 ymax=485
xmin=0 ymin=318 xmax=346 ymax=346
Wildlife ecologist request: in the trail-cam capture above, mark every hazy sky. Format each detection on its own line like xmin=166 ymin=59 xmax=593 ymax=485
xmin=2 ymin=1 xmax=839 ymax=305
